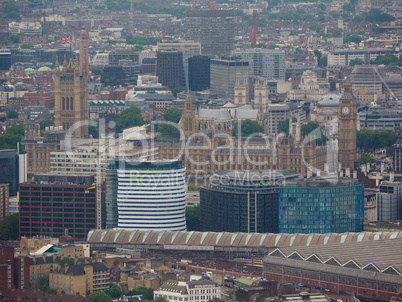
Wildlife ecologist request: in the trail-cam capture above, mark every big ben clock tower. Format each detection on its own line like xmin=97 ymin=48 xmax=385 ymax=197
xmin=338 ymin=78 xmax=357 ymax=170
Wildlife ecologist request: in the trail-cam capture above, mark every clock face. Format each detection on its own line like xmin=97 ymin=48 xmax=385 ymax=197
xmin=342 ymin=107 xmax=350 ymax=115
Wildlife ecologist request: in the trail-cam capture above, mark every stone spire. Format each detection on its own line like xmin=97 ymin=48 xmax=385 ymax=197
xmin=55 ymin=55 xmax=60 ymax=70
xmin=62 ymin=55 xmax=68 ymax=70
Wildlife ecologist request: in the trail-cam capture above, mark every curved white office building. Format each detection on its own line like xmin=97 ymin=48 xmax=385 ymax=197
xmin=117 ymin=160 xmax=187 ymax=230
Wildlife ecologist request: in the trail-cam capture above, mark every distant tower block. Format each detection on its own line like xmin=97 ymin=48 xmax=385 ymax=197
xmin=79 ymin=27 xmax=89 ymax=79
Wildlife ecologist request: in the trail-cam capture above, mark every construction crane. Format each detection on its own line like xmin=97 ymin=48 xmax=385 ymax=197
xmin=192 ymin=0 xmax=196 ymax=10
xmin=250 ymin=7 xmax=261 ymax=48
xmin=103 ymin=0 xmax=119 ymax=28
xmin=264 ymin=5 xmax=285 ymax=48
xmin=304 ymin=3 xmax=315 ymax=66
xmin=207 ymin=0 xmax=215 ymax=10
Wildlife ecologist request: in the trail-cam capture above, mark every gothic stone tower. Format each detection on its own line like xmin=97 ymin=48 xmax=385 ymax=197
xmin=181 ymin=90 xmax=196 ymax=140
xmin=254 ymin=79 xmax=269 ymax=121
xmin=234 ymin=79 xmax=249 ymax=106
xmin=338 ymin=79 xmax=357 ymax=170
xmin=54 ymin=57 xmax=88 ymax=138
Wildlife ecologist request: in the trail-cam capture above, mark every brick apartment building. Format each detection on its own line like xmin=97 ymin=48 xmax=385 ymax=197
xmin=0 ymin=246 xmax=30 ymax=290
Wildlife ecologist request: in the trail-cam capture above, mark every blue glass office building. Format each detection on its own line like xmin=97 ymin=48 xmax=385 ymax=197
xmin=279 ymin=178 xmax=364 ymax=233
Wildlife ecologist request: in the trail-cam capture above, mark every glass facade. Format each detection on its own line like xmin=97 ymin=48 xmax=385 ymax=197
xmin=200 ymin=170 xmax=300 ymax=233
xmin=200 ymin=188 xmax=279 ymax=233
xmin=279 ymin=180 xmax=364 ymax=233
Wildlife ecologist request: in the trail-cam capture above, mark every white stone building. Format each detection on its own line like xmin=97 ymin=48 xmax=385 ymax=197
xmin=154 ymin=278 xmax=221 ymax=302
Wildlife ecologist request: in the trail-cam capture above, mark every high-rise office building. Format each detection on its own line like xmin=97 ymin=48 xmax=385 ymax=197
xmin=19 ymin=174 xmax=97 ymax=240
xmin=279 ymin=178 xmax=364 ymax=233
xmin=0 ymin=149 xmax=26 ymax=197
xmin=377 ymin=182 xmax=402 ymax=222
xmin=54 ymin=56 xmax=88 ymax=138
xmin=0 ymin=49 xmax=12 ymax=71
xmin=349 ymin=65 xmax=382 ymax=94
xmin=232 ymin=49 xmax=285 ymax=80
xmin=105 ymin=165 xmax=118 ymax=229
xmin=391 ymin=135 xmax=402 ymax=172
xmin=185 ymin=10 xmax=235 ymax=58
xmin=200 ymin=170 xmax=300 ymax=233
xmin=0 ymin=184 xmax=9 ymax=228
xmin=210 ymin=57 xmax=249 ymax=98
xmin=156 ymin=51 xmax=185 ymax=88
xmin=188 ymin=55 xmax=210 ymax=91
xmin=338 ymin=79 xmax=357 ymax=170
xmin=157 ymin=41 xmax=201 ymax=63
xmin=113 ymin=160 xmax=186 ymax=230
xmin=265 ymin=104 xmax=290 ymax=135
xmin=201 ymin=170 xmax=364 ymax=234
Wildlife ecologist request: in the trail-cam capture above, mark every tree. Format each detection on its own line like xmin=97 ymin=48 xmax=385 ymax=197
xmin=188 ymin=184 xmax=200 ymax=191
xmin=88 ymin=291 xmax=113 ymax=302
xmin=0 ymin=213 xmax=19 ymax=240
xmin=319 ymin=56 xmax=328 ymax=67
xmin=37 ymin=275 xmax=49 ymax=291
xmin=280 ymin=118 xmax=290 ymax=136
xmin=357 ymin=130 xmax=398 ymax=152
xmin=170 ymin=86 xmax=186 ymax=97
xmin=2 ymin=1 xmax=19 ymax=14
xmin=365 ymin=8 xmax=395 ymax=23
xmin=88 ymin=125 xmax=99 ymax=139
xmin=163 ymin=108 xmax=183 ymax=124
xmin=349 ymin=58 xmax=365 ymax=66
xmin=156 ymin=297 xmax=169 ymax=302
xmin=126 ymin=287 xmax=154 ymax=300
xmin=314 ymin=50 xmax=322 ymax=65
xmin=233 ymin=119 xmax=264 ymax=137
xmin=9 ymin=34 xmax=20 ymax=44
xmin=90 ymin=68 xmax=101 ymax=75
xmin=186 ymin=204 xmax=200 ymax=231
xmin=39 ymin=119 xmax=55 ymax=132
xmin=358 ymin=153 xmax=377 ymax=164
xmin=344 ymin=34 xmax=362 ymax=44
xmin=115 ymin=106 xmax=145 ymax=133
xmin=343 ymin=0 xmax=357 ymax=12
xmin=6 ymin=110 xmax=18 ymax=119
xmin=21 ymin=44 xmax=34 ymax=49
xmin=301 ymin=121 xmax=327 ymax=146
xmin=372 ymin=53 xmax=400 ymax=66
xmin=0 ymin=124 xmax=25 ymax=150
xmin=331 ymin=29 xmax=343 ymax=38
xmin=58 ymin=257 xmax=74 ymax=267
xmin=158 ymin=123 xmax=174 ymax=137
xmin=104 ymin=285 xmax=122 ymax=299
